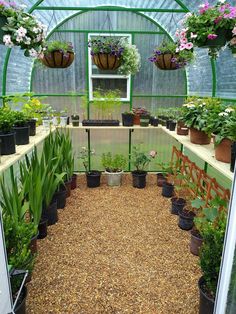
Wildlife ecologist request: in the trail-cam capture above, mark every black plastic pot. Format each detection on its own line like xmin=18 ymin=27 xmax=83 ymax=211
xmin=166 ymin=119 xmax=172 ymax=129
xmin=171 ymin=197 xmax=186 ymax=215
xmin=37 ymin=218 xmax=48 ymax=239
xmin=52 ymin=188 xmax=67 ymax=209
xmin=42 ymin=201 xmax=58 ymax=225
xmin=178 ymin=208 xmax=195 ymax=231
xmin=28 ymin=119 xmax=36 ymax=136
xmin=0 ymin=132 xmax=16 ymax=155
xmin=86 ymin=171 xmax=101 ymax=188
xmin=64 ymin=179 xmax=72 ymax=198
xmin=231 ymin=141 xmax=236 ymax=173
xmin=82 ymin=120 xmax=119 ymax=126
xmin=152 ymin=118 xmax=159 ymax=127
xmin=169 ymin=121 xmax=177 ymax=131
xmin=122 ymin=113 xmax=134 ymax=126
xmin=29 ymin=233 xmax=38 ymax=254
xmin=156 ymin=173 xmax=167 ymax=187
xmin=71 ymin=115 xmax=80 ymax=127
xmin=15 ymin=285 xmax=27 ymax=314
xmin=162 ymin=182 xmax=174 ymax=198
xmin=13 ymin=125 xmax=30 ymax=145
xmin=198 ymin=277 xmax=215 ymax=314
xmin=132 ymin=170 xmax=147 ymax=188
xmin=71 ymin=173 xmax=77 ymax=190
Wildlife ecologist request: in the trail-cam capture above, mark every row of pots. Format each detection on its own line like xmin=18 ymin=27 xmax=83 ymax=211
xmin=0 ymin=119 xmax=36 ymax=155
xmin=158 ymin=174 xmax=214 ymax=314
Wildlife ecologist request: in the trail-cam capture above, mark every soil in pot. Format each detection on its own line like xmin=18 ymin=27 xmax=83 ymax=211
xmin=0 ymin=132 xmax=16 ymax=155
xmin=190 ymin=229 xmax=203 ymax=256
xmin=71 ymin=173 xmax=77 ymax=190
xmin=162 ymin=182 xmax=174 ymax=198
xmin=122 ymin=113 xmax=134 ymax=127
xmin=64 ymin=179 xmax=72 ymax=198
xmin=106 ymin=170 xmax=123 ymax=187
xmin=28 ymin=119 xmax=36 ymax=136
xmin=37 ymin=218 xmax=48 ymax=239
xmin=13 ymin=126 xmax=30 ymax=145
xmin=156 ymin=173 xmax=167 ymax=187
xmin=178 ymin=208 xmax=195 ymax=231
xmin=132 ymin=170 xmax=147 ymax=189
xmin=198 ymin=277 xmax=215 ymax=314
xmin=71 ymin=115 xmax=80 ymax=127
xmin=215 ymin=138 xmax=232 ymax=163
xmin=169 ymin=121 xmax=177 ymax=131
xmin=190 ymin=128 xmax=211 ymax=145
xmin=86 ymin=171 xmax=101 ymax=188
xmin=170 ymin=197 xmax=186 ymax=215
xmin=42 ymin=200 xmax=58 ymax=226
xmin=14 ymin=285 xmax=27 ymax=314
xmin=231 ymin=142 xmax=236 ymax=172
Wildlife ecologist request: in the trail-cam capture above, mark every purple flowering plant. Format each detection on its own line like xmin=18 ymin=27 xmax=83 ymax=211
xmin=183 ymin=1 xmax=236 ymax=56
xmin=88 ymin=36 xmax=125 ymax=57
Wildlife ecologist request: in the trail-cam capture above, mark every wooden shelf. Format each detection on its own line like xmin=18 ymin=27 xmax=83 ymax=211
xmin=57 ymin=123 xmax=161 ymax=130
xmin=161 ymin=126 xmax=233 ymax=181
xmin=0 ymin=126 xmax=54 ymax=174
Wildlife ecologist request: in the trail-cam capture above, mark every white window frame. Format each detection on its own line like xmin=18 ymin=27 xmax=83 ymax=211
xmin=88 ymin=33 xmax=131 ymax=102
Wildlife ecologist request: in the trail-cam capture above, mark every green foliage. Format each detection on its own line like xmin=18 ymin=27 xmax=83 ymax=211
xmin=215 ymin=109 xmax=236 ymax=145
xmin=101 ymin=152 xmax=127 ymax=172
xmin=0 ymin=106 xmax=15 ymax=133
xmin=78 ymin=146 xmax=95 ymax=172
xmin=131 ymin=145 xmax=157 ymax=171
xmin=118 ymin=39 xmax=141 ymax=75
xmin=92 ymin=89 xmax=122 ymax=119
xmin=12 ymin=110 xmax=28 ymax=127
xmin=44 ymin=41 xmax=74 ymax=54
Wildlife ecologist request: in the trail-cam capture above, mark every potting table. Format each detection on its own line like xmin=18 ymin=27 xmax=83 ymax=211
xmin=0 ymin=126 xmax=54 ymax=174
xmin=161 ymin=126 xmax=233 ymax=181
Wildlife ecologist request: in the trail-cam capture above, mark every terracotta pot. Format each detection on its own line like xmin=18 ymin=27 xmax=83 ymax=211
xmin=177 ymin=121 xmax=189 ymax=136
xmin=215 ymin=138 xmax=232 ymax=163
xmin=133 ymin=114 xmax=140 ymax=125
xmin=190 ymin=229 xmax=203 ymax=256
xmin=41 ymin=51 xmax=74 ymax=68
xmin=92 ymin=53 xmax=121 ymax=70
xmin=155 ymin=53 xmax=182 ymax=70
xmin=190 ymin=128 xmax=211 ymax=145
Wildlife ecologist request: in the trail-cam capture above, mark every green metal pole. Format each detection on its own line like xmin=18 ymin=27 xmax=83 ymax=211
xmin=211 ymin=57 xmax=217 ymax=97
xmin=55 ymin=29 xmax=165 ymax=35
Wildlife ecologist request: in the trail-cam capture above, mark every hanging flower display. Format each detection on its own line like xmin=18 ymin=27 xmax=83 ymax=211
xmin=88 ymin=36 xmax=141 ymax=75
xmin=182 ymin=1 xmax=236 ymax=58
xmin=0 ymin=1 xmax=46 ymax=57
xmin=148 ymin=34 xmax=194 ymax=70
xmin=39 ymin=41 xmax=75 ymax=68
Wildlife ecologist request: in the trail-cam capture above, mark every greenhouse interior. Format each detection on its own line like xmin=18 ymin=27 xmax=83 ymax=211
xmin=1 ymin=0 xmax=236 ymax=313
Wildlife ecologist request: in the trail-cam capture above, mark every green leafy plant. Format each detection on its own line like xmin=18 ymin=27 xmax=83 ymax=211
xmin=101 ymin=152 xmax=127 ymax=172
xmin=131 ymin=145 xmax=157 ymax=172
xmin=92 ymin=89 xmax=122 ymax=119
xmin=0 ymin=106 xmax=15 ymax=133
xmin=215 ymin=109 xmax=236 ymax=145
xmin=1 ymin=2 xmax=46 ymax=57
xmin=43 ymin=40 xmax=74 ymax=54
xmin=12 ymin=110 xmax=28 ymax=127
xmin=78 ymin=146 xmax=95 ymax=173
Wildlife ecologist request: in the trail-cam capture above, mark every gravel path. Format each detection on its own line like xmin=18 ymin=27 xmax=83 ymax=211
xmin=27 ymin=174 xmax=201 ymax=314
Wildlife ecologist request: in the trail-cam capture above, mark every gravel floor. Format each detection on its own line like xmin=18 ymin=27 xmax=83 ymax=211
xmin=27 ymin=174 xmax=201 ymax=314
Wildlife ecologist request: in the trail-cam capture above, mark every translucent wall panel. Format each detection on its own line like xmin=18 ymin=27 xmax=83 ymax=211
xmin=0 ymin=45 xmax=7 ymax=96
xmin=216 ymin=48 xmax=236 ymax=99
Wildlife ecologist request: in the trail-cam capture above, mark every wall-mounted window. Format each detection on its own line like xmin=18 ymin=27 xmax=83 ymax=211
xmin=88 ymin=33 xmax=131 ymax=101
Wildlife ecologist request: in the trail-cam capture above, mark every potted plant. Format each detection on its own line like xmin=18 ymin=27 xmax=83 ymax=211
xmin=101 ymin=152 xmax=127 ymax=187
xmin=82 ymin=89 xmax=121 ymax=126
xmin=0 ymin=2 xmax=46 ymax=57
xmin=88 ymin=36 xmax=141 ymax=75
xmin=79 ymin=146 xmax=101 ymax=188
xmin=183 ymin=2 xmax=236 ymax=58
xmin=214 ymin=109 xmax=236 ymax=163
xmin=132 ymin=107 xmax=149 ymax=125
xmin=181 ymin=97 xmax=212 ymax=145
xmin=40 ymin=40 xmax=75 ymax=68
xmin=198 ymin=209 xmax=227 ymax=314
xmin=156 ymin=161 xmax=174 ymax=187
xmin=131 ymin=145 xmax=157 ymax=188
xmin=0 ymin=106 xmax=16 ymax=154
xmin=122 ymin=111 xmax=134 ymax=126
xmin=149 ymin=39 xmax=194 ymax=70
xmin=12 ymin=110 xmax=30 ymax=145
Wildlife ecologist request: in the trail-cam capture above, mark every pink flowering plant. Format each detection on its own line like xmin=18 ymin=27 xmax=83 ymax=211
xmin=131 ymin=145 xmax=157 ymax=172
xmin=149 ymin=40 xmax=194 ymax=69
xmin=0 ymin=1 xmax=46 ymax=57
xmin=183 ymin=1 xmax=236 ymax=57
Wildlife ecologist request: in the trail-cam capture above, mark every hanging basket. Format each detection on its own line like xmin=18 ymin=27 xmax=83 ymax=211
xmin=155 ymin=53 xmax=182 ymax=70
xmin=0 ymin=15 xmax=7 ymax=45
xmin=197 ymin=28 xmax=228 ymax=49
xmin=41 ymin=50 xmax=75 ymax=68
xmin=92 ymin=53 xmax=121 ymax=70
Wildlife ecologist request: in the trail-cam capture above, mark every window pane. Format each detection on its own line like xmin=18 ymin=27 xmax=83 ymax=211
xmin=92 ymin=78 xmax=128 ymax=98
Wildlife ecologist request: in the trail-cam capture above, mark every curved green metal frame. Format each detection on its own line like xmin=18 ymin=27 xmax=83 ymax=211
xmin=1 ymin=0 xmax=216 ymax=98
